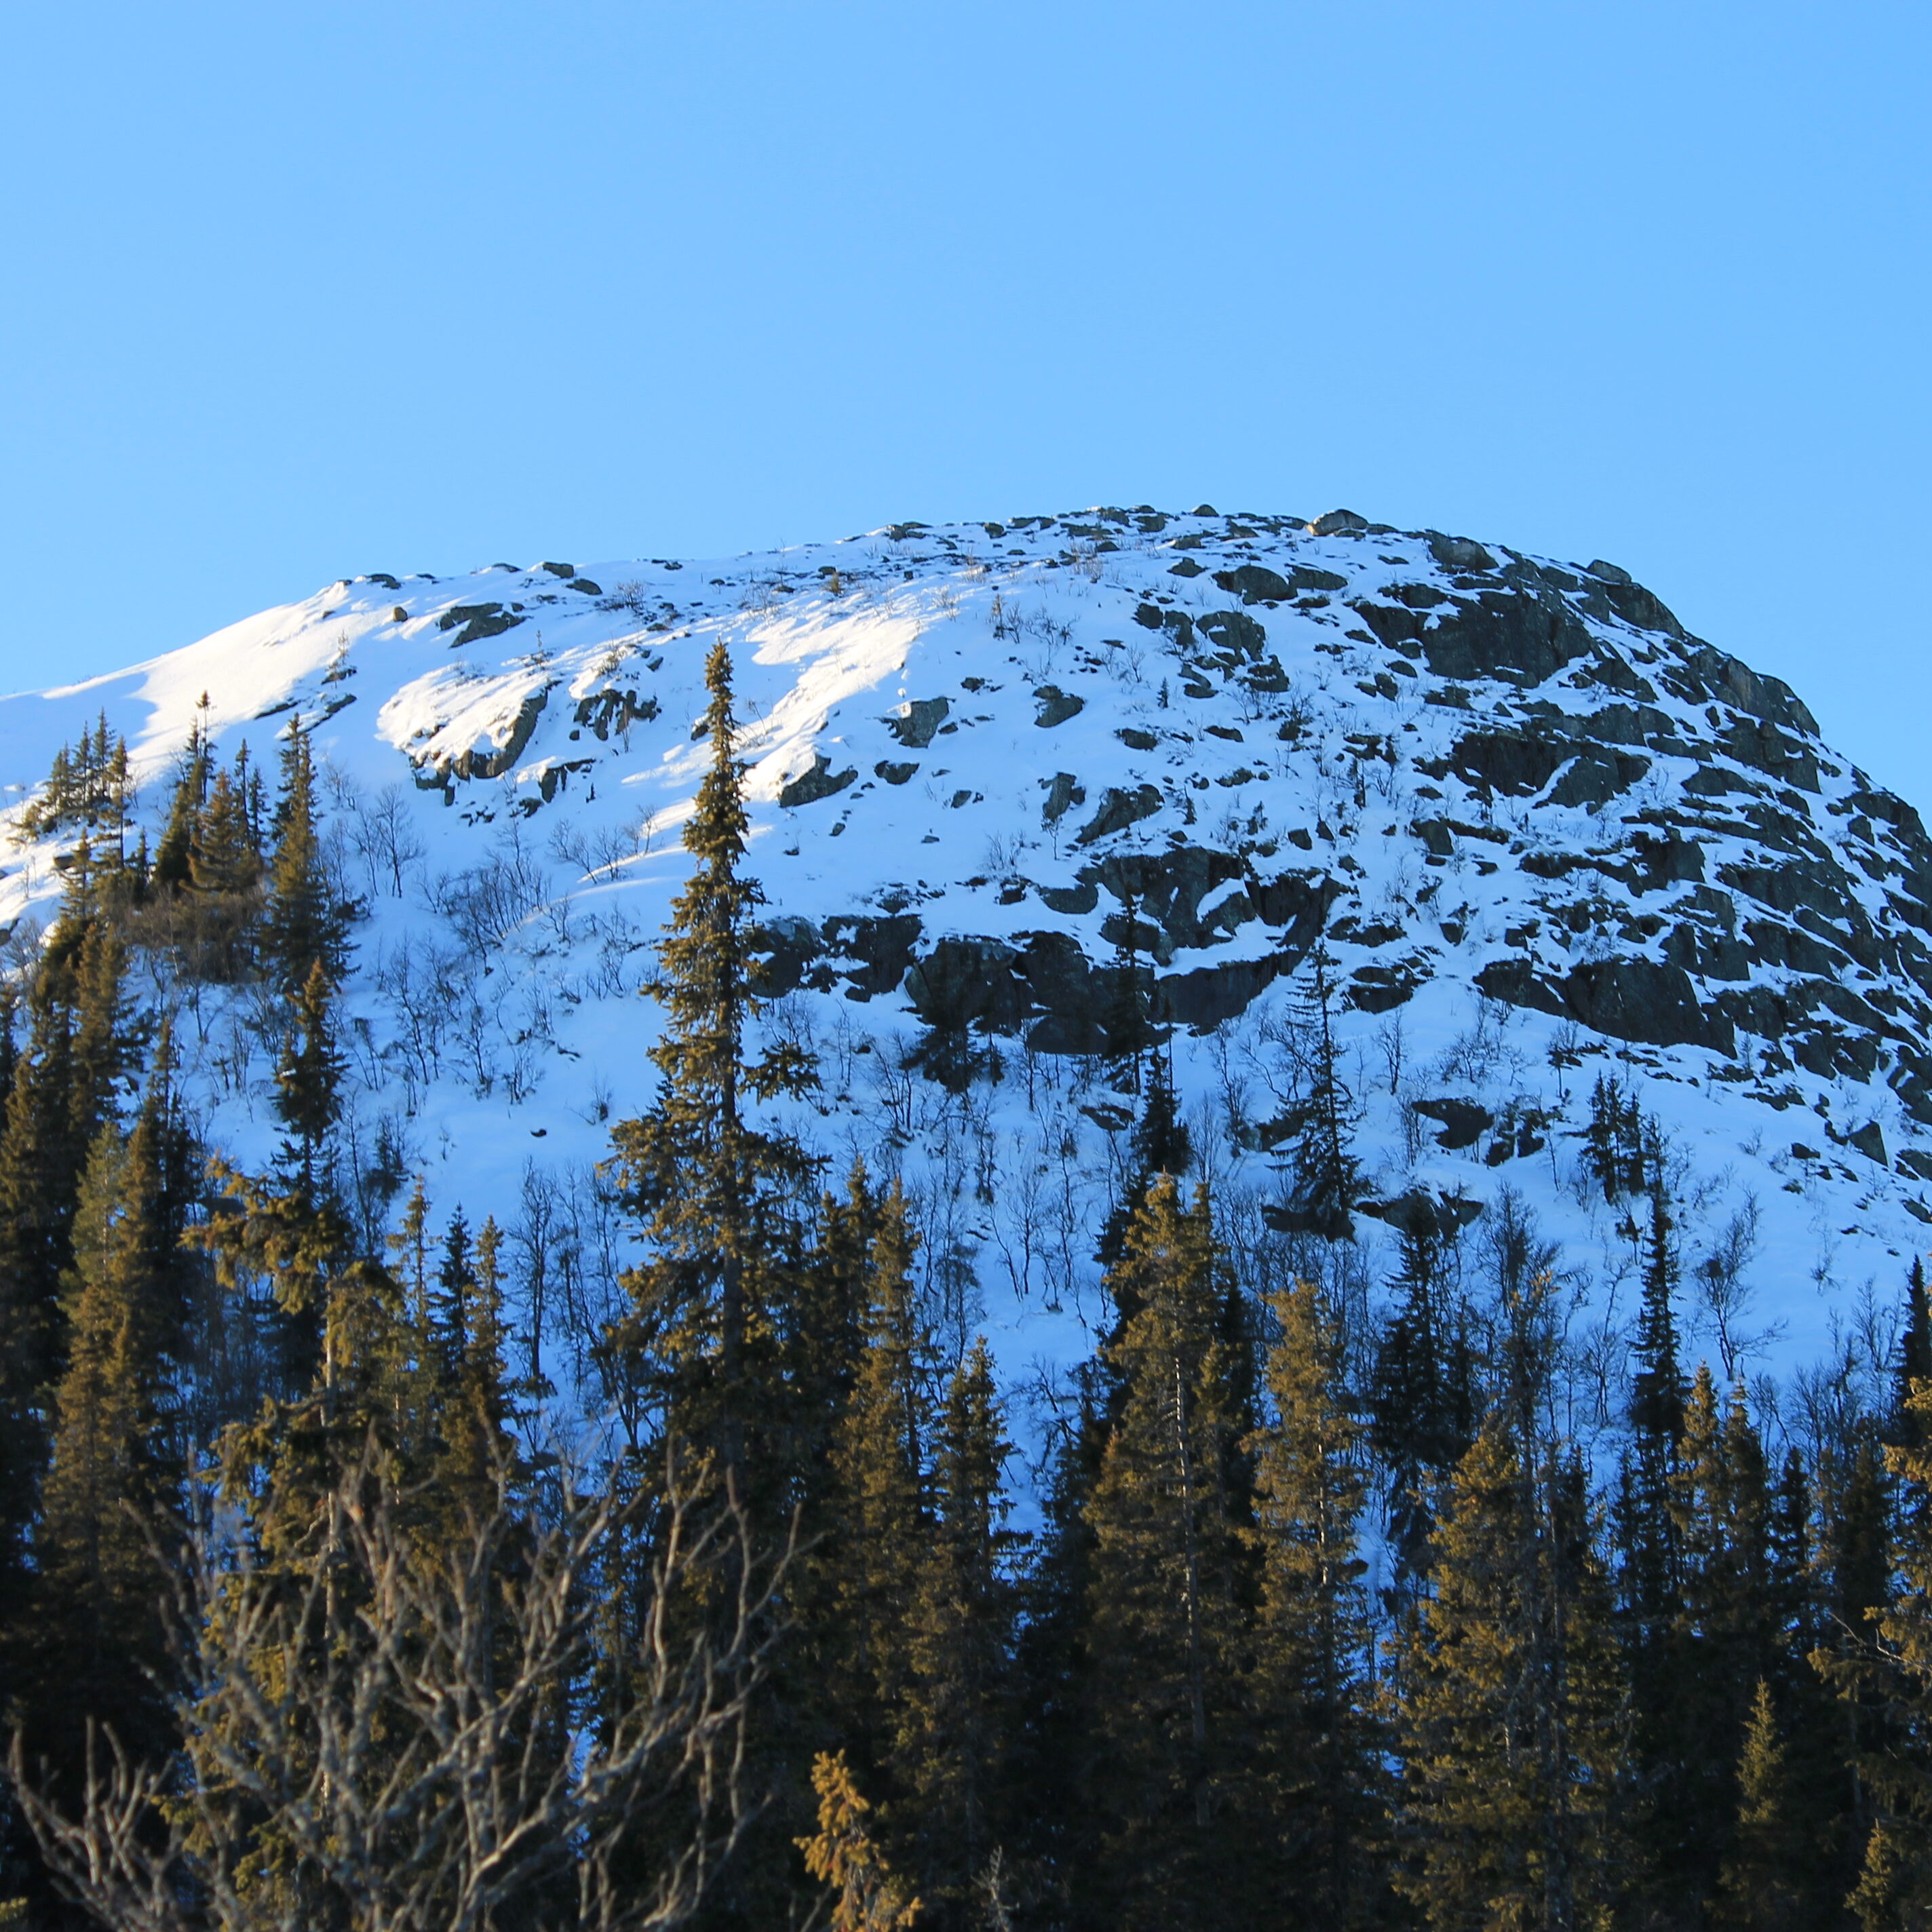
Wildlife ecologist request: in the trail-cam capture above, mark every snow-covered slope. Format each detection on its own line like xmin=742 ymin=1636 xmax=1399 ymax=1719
xmin=4 ymin=505 xmax=1928 ymax=1416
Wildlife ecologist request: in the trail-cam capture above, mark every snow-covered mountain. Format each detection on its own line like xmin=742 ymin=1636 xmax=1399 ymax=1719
xmin=4 ymin=504 xmax=1928 ymax=1416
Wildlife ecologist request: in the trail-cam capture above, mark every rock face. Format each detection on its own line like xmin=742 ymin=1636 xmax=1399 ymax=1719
xmin=3 ymin=502 xmax=1928 ymax=1373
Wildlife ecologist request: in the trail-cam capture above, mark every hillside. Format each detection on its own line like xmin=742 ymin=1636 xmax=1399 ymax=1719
xmin=4 ymin=501 xmax=1928 ymax=1421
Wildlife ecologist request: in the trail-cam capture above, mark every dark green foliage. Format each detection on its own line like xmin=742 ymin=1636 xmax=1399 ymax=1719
xmin=273 ymin=959 xmax=343 ymax=1190
xmin=898 ymin=1340 xmax=1022 ymax=1925
xmin=1581 ymin=1070 xmax=1648 ymax=1202
xmin=18 ymin=714 xmax=132 ymax=847
xmin=259 ymin=724 xmax=349 ymax=997
xmin=1274 ymin=946 xmax=1358 ymax=1239
xmin=12 ymin=689 xmax=1932 ymax=1932
xmin=1081 ymin=1177 xmax=1262 ymax=1930
xmin=1370 ymin=1211 xmax=1476 ymax=1590
xmin=1096 ymin=1049 xmax=1194 ymax=1273
xmin=609 ymin=640 xmax=817 ymax=1494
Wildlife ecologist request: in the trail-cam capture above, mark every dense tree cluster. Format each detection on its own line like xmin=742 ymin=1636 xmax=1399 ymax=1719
xmin=12 ymin=661 xmax=1932 ymax=1929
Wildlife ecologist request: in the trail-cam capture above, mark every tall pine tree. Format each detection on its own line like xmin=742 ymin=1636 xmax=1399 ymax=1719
xmin=1252 ymin=1276 xmax=1383 ymax=1929
xmin=1082 ymin=1176 xmax=1260 ymax=1930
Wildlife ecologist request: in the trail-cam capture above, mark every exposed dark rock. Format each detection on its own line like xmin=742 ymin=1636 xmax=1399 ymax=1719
xmin=1076 ymin=784 xmax=1163 ymax=845
xmin=438 ymin=602 xmax=528 ymax=646
xmin=1548 ymin=747 xmax=1651 ymax=809
xmin=1477 ymin=955 xmax=1733 ymax=1054
xmin=1359 ymin=1187 xmax=1485 ymax=1237
xmin=1309 ymin=509 xmax=1369 ymax=536
xmin=904 ymin=935 xmax=1029 ymax=1034
xmin=1444 ymin=730 xmax=1570 ymax=799
xmin=821 ymin=912 xmax=923 ymax=1001
xmin=574 ymin=687 xmax=659 ymax=739
xmin=1038 ymin=881 xmax=1100 ymax=914
xmin=780 ymin=754 xmax=859 ymax=808
xmin=1421 ymin=579 xmax=1598 ymax=687
xmin=1042 ymin=772 xmax=1086 ymax=824
xmin=890 ymin=696 xmax=951 ymax=747
xmin=1348 ymin=959 xmax=1429 ymax=1012
xmin=1087 ymin=846 xmax=1249 ymax=952
xmin=1412 ymin=1097 xmax=1494 ymax=1151
xmin=1197 ymin=610 xmax=1268 ymax=661
xmin=1034 ymin=684 xmax=1086 ymax=728
xmin=444 ymin=684 xmax=552 ymax=781
xmin=1561 ymin=958 xmax=1734 ymax=1053
xmin=1426 ymin=533 xmax=1498 ymax=573
xmin=1214 ymin=564 xmax=1294 ymax=604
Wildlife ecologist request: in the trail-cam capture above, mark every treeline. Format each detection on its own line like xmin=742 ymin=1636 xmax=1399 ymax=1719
xmin=6 ymin=655 xmax=1932 ymax=1930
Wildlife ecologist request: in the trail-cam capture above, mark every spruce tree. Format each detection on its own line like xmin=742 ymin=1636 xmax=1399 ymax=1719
xmin=0 ymin=886 xmax=130 ymax=1643
xmin=31 ymin=1115 xmax=178 ymax=1770
xmin=151 ymin=717 xmax=210 ymax=894
xmin=189 ymin=764 xmax=258 ymax=899
xmin=1370 ymin=1210 xmax=1475 ymax=1590
xmin=823 ymin=1188 xmax=930 ymax=1796
xmin=273 ymin=959 xmax=343 ymax=1195
xmin=1096 ymin=1050 xmax=1193 ymax=1273
xmin=898 ymin=1338 xmax=1020 ymax=1925
xmin=1391 ymin=1420 xmax=1627 ymax=1932
xmin=1649 ymin=1366 xmax=1776 ymax=1912
xmin=1619 ymin=1177 xmax=1687 ymax=1842
xmin=1252 ymin=1277 xmax=1383 ymax=1928
xmin=260 ymin=723 xmax=346 ymax=997
xmin=1007 ymin=1370 xmax=1108 ymax=1918
xmin=794 ymin=1162 xmax=878 ymax=1491
xmin=609 ymin=639 xmax=816 ymax=1499
xmin=1277 ymin=946 xmax=1357 ymax=1239
xmin=1842 ymin=1370 xmax=1932 ymax=1929
xmin=1716 ymin=1680 xmax=1807 ymax=1931
xmin=1082 ymin=1176 xmax=1260 ymax=1929
xmin=1893 ymin=1258 xmax=1932 ymax=1456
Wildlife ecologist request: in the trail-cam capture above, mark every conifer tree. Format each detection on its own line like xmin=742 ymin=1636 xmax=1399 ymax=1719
xmin=198 ymin=959 xmax=355 ymax=1412
xmin=798 ymin=1752 xmax=923 ymax=1932
xmin=1716 ymin=1680 xmax=1807 ymax=1931
xmin=189 ymin=765 xmax=257 ymax=900
xmin=1082 ymin=1176 xmax=1260 ymax=1929
xmin=273 ymin=959 xmax=343 ymax=1197
xmin=0 ymin=887 xmax=130 ymax=1640
xmin=1252 ymin=1277 xmax=1383 ymax=1928
xmin=1841 ymin=1372 xmax=1932 ymax=1929
xmin=610 ymin=640 xmax=815 ymax=1499
xmin=31 ymin=1114 xmax=177 ymax=1769
xmin=823 ymin=1189 xmax=930 ymax=1793
xmin=1370 ymin=1211 xmax=1476 ymax=1589
xmin=151 ymin=716 xmax=210 ymax=894
xmin=260 ymin=724 xmax=345 ymax=998
xmin=1646 ymin=1366 xmax=1776 ymax=1910
xmin=1096 ymin=1050 xmax=1193 ymax=1273
xmin=897 ymin=1339 xmax=1020 ymax=1925
xmin=1391 ymin=1419 xmax=1627 ymax=1932
xmin=1277 ymin=946 xmax=1357 ymax=1239
xmin=1893 ymin=1258 xmax=1932 ymax=1456
xmin=1619 ymin=1178 xmax=1687 ymax=1780
xmin=1007 ymin=1370 xmax=1108 ymax=1916
xmin=790 ymin=1162 xmax=881 ymax=1537
xmin=67 ymin=917 xmax=134 ymax=1145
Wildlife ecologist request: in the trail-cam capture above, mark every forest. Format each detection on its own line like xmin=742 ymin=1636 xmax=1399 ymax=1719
xmin=6 ymin=644 xmax=1932 ymax=1932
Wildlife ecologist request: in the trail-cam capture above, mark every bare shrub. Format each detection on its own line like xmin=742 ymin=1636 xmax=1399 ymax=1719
xmin=10 ymin=1442 xmax=784 ymax=1932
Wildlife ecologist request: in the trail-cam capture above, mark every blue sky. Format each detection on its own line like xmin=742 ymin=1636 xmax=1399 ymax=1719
xmin=3 ymin=2 xmax=1928 ymax=794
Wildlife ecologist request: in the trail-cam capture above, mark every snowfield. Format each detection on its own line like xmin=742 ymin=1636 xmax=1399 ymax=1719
xmin=3 ymin=506 xmax=1928 ymax=1497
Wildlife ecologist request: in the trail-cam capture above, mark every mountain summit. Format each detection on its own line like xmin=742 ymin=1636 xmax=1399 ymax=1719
xmin=3 ymin=504 xmax=1927 ymax=1381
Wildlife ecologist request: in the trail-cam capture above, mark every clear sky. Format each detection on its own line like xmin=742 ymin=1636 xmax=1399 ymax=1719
xmin=3 ymin=3 xmax=1928 ymax=796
